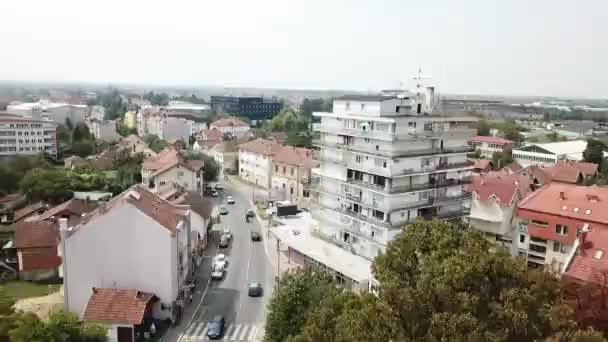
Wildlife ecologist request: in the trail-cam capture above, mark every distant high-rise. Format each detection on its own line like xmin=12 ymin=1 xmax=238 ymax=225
xmin=210 ymin=96 xmax=283 ymax=126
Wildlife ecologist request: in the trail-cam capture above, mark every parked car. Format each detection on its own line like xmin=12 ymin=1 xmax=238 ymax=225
xmin=248 ymin=282 xmax=263 ymax=297
xmin=215 ymin=184 xmax=224 ymax=191
xmin=250 ymin=232 xmax=262 ymax=241
xmin=211 ymin=265 xmax=225 ymax=280
xmin=211 ymin=190 xmax=219 ymax=197
xmin=219 ymin=206 xmax=229 ymax=215
xmin=207 ymin=315 xmax=225 ymax=339
xmin=219 ymin=236 xmax=229 ymax=248
xmin=213 ymin=254 xmax=227 ymax=269
xmin=227 ymin=196 xmax=235 ymax=204
xmin=246 ymin=209 xmax=255 ymax=218
xmin=221 ymin=227 xmax=232 ymax=240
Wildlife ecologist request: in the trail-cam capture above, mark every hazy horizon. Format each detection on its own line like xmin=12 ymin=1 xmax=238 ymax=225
xmin=1 ymin=0 xmax=607 ymax=98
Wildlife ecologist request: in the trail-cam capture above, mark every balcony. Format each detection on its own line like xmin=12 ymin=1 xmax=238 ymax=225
xmin=316 ymin=125 xmax=396 ymax=141
xmin=407 ymin=128 xmax=477 ymax=138
xmin=347 ymin=177 xmax=472 ymax=195
xmin=313 ymin=139 xmax=474 ymax=158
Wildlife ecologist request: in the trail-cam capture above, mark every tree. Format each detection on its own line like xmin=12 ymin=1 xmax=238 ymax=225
xmin=264 ymin=270 xmax=334 ymax=342
xmin=584 ymin=139 xmax=606 ymax=168
xmin=116 ymin=123 xmax=137 ymax=137
xmin=143 ymin=134 xmax=169 ymax=153
xmin=72 ymin=123 xmax=92 ymax=142
xmin=19 ymin=168 xmax=73 ymax=203
xmin=64 ymin=118 xmax=73 ymax=131
xmin=492 ymin=146 xmax=514 ymax=169
xmin=9 ymin=311 xmax=106 ymax=342
xmin=477 ymin=119 xmax=491 ymax=136
xmin=71 ymin=141 xmax=95 ymax=158
xmin=202 ymin=156 xmax=219 ymax=182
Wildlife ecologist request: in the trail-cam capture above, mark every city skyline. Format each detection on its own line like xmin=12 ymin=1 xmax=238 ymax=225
xmin=0 ymin=0 xmax=607 ymax=98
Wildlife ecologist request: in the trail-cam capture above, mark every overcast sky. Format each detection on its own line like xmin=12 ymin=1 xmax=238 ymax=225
xmin=0 ymin=0 xmax=606 ymax=98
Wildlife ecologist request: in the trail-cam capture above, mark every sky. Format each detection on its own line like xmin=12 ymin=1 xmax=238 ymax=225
xmin=0 ymin=0 xmax=607 ymax=98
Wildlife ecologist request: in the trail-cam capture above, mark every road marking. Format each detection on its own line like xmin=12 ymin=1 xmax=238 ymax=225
xmin=200 ymin=324 xmax=210 ymax=338
xmin=184 ymin=322 xmax=201 ymax=337
xmin=230 ymin=324 xmax=242 ymax=340
xmin=238 ymin=324 xmax=249 ymax=340
xmin=193 ymin=322 xmax=207 ymax=337
xmin=223 ymin=325 xmax=235 ymax=340
xmin=248 ymin=326 xmax=259 ymax=341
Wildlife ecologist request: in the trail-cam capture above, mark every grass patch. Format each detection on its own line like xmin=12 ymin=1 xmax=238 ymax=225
xmin=0 ymin=281 xmax=61 ymax=300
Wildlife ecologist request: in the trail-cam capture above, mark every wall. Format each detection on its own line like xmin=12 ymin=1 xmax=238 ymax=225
xmin=152 ymin=166 xmax=199 ymax=194
xmin=239 ymin=150 xmax=271 ymax=188
xmin=64 ymin=204 xmax=176 ymax=320
xmin=163 ymin=117 xmax=190 ymax=146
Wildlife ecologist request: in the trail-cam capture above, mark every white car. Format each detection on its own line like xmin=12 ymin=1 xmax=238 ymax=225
xmin=211 ymin=264 xmax=225 ymax=280
xmin=221 ymin=227 xmax=232 ymax=240
xmin=227 ymin=196 xmax=235 ymax=204
xmin=214 ymin=254 xmax=227 ymax=269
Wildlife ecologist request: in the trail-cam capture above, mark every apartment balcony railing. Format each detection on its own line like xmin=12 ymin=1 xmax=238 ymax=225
xmin=317 ymin=125 xmax=397 ymax=141
xmin=407 ymin=128 xmax=477 ymax=138
xmin=313 ymin=139 xmax=474 ymax=158
xmin=348 ymin=176 xmax=472 ymax=194
xmin=398 ymin=160 xmax=473 ymax=176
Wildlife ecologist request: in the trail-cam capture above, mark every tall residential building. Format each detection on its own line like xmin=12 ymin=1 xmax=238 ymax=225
xmin=312 ymin=93 xmax=476 ymax=261
xmin=7 ymin=100 xmax=87 ymax=125
xmin=0 ymin=116 xmax=58 ymax=158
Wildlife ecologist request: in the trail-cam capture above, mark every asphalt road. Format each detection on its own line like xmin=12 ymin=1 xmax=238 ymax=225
xmin=179 ymin=182 xmax=274 ymax=341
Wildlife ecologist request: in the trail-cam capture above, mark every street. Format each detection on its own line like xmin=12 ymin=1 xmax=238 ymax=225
xmin=175 ymin=180 xmax=275 ymax=342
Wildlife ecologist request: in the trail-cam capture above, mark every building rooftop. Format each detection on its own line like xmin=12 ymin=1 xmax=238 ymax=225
xmin=14 ymin=202 xmax=48 ymax=222
xmin=35 ymin=199 xmax=93 ymax=223
xmin=334 ymin=95 xmax=397 ymax=102
xmin=83 ymin=288 xmax=156 ymax=325
xmin=7 ymin=100 xmax=86 ymax=110
xmin=172 ymin=191 xmax=213 ymax=220
xmin=201 ymin=128 xmax=223 ymax=141
xmin=14 ymin=220 xmax=58 ymax=249
xmin=273 ymin=146 xmax=318 ymax=169
xmin=466 ymin=172 xmax=534 ymax=206
xmin=210 ymin=117 xmax=249 ymax=128
xmin=238 ymin=138 xmax=282 ymax=156
xmin=528 ymin=161 xmax=598 ymax=185
xmin=565 ymin=227 xmax=608 ymax=285
xmin=142 ymin=147 xmax=203 ymax=177
xmin=272 ymin=212 xmax=372 ymax=283
xmin=516 ymin=140 xmax=588 ymax=156
xmin=467 ymin=135 xmax=514 ymax=145
xmin=518 ymin=183 xmax=608 ymax=224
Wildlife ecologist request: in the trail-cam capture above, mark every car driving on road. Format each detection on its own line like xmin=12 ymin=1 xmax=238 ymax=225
xmin=219 ymin=235 xmax=229 ymax=248
xmin=250 ymin=231 xmax=262 ymax=241
xmin=248 ymin=282 xmax=263 ymax=297
xmin=213 ymin=254 xmax=227 ymax=269
xmin=211 ymin=264 xmax=225 ymax=280
xmin=219 ymin=206 xmax=229 ymax=215
xmin=207 ymin=315 xmax=225 ymax=339
xmin=227 ymin=196 xmax=235 ymax=204
xmin=211 ymin=190 xmax=219 ymax=197
xmin=221 ymin=227 xmax=232 ymax=240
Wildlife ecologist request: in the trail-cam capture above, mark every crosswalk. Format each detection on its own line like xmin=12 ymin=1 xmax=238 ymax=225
xmin=181 ymin=321 xmax=264 ymax=341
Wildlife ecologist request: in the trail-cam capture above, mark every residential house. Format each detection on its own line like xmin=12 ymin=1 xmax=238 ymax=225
xmin=13 ymin=202 xmax=48 ymax=223
xmin=64 ymin=152 xmax=114 ymax=171
xmin=30 ymin=198 xmax=92 ymax=225
xmin=192 ymin=128 xmax=223 ymax=153
xmin=172 ymin=191 xmax=213 ymax=255
xmin=209 ymin=117 xmax=250 ymax=137
xmin=512 ymin=140 xmax=588 ymax=166
xmin=141 ymin=147 xmax=204 ymax=195
xmin=271 ymin=146 xmax=319 ymax=205
xmin=466 ymin=171 xmax=534 ymax=253
xmin=117 ymin=134 xmax=158 ymax=159
xmin=528 ymin=161 xmax=598 ymax=187
xmin=82 ymin=288 xmax=158 ymax=342
xmin=467 ymin=136 xmax=514 ymax=159
xmin=62 ymin=185 xmax=192 ymax=322
xmin=238 ymin=138 xmax=282 ymax=189
xmin=13 ymin=220 xmax=61 ymax=280
xmin=515 ymin=183 xmax=608 ymax=272
xmin=209 ymin=134 xmax=253 ymax=181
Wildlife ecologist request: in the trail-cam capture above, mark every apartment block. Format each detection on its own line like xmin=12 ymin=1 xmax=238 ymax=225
xmin=0 ymin=117 xmax=58 ymax=157
xmin=312 ymin=94 xmax=476 ymax=261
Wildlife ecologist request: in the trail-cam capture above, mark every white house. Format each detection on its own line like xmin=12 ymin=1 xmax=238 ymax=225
xmin=141 ymin=147 xmax=204 ymax=195
xmin=512 ymin=140 xmax=588 ymax=167
xmin=467 ymin=136 xmax=514 ymax=159
xmin=61 ymin=185 xmax=192 ymax=323
xmin=238 ymin=138 xmax=282 ymax=189
xmin=210 ymin=117 xmax=250 ymax=137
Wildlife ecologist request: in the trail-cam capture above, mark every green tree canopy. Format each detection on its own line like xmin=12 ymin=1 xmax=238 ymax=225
xmin=9 ymin=310 xmax=106 ymax=342
xmin=583 ymin=139 xmax=606 ymax=168
xmin=19 ymin=168 xmax=73 ymax=203
xmin=476 ymin=119 xmax=491 ymax=136
xmin=143 ymin=134 xmax=169 ymax=153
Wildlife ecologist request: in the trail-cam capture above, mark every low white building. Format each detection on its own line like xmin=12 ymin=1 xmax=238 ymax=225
xmin=87 ymin=119 xmax=119 ymax=143
xmin=7 ymin=100 xmax=87 ymax=125
xmin=512 ymin=140 xmax=588 ymax=166
xmin=238 ymin=138 xmax=282 ymax=189
xmin=141 ymin=147 xmax=204 ymax=195
xmin=136 ymin=109 xmax=192 ymax=146
xmin=210 ymin=117 xmax=250 ymax=137
xmin=467 ymin=136 xmax=514 ymax=159
xmin=61 ymin=185 xmax=192 ymax=322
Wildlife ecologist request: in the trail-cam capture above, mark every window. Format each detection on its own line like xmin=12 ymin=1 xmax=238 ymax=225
xmin=520 ymin=235 xmax=525 ymax=243
xmin=556 ymin=224 xmax=568 ymax=235
xmin=177 ymin=171 xmax=184 ymax=178
xmin=290 ymin=168 xmax=294 ymax=176
xmin=529 ymin=244 xmax=547 ymax=254
xmin=364 ymin=138 xmax=370 ymax=143
xmin=275 ymin=165 xmax=278 ymax=172
xmin=355 ymin=155 xmax=362 ymax=163
xmin=290 ymin=187 xmax=294 ymax=194
xmin=383 ymin=161 xmax=387 ymax=168
xmin=283 ymin=166 xmax=286 ymax=174
xmin=372 ymin=210 xmax=385 ymax=221
xmin=553 ymin=242 xmax=567 ymax=253
xmin=531 ymin=220 xmax=548 ymax=227
xmin=345 ymin=102 xmax=351 ymax=110
xmin=303 ymin=190 xmax=310 ymax=198
xmin=361 ymin=103 xmax=365 ymax=110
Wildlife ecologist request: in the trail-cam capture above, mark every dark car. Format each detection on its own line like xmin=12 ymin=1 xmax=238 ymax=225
xmin=246 ymin=209 xmax=255 ymax=218
xmin=219 ymin=236 xmax=229 ymax=248
xmin=248 ymin=282 xmax=263 ymax=297
xmin=207 ymin=315 xmax=225 ymax=339
xmin=250 ymin=232 xmax=262 ymax=241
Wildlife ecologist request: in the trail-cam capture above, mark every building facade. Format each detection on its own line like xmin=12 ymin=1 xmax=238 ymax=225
xmin=512 ymin=140 xmax=588 ymax=167
xmin=7 ymin=101 xmax=87 ymax=124
xmin=210 ymin=117 xmax=250 ymax=137
xmin=312 ymin=94 xmax=476 ymax=261
xmin=238 ymin=138 xmax=282 ymax=189
xmin=0 ymin=117 xmax=58 ymax=158
xmin=87 ymin=119 xmax=119 ymax=143
xmin=210 ymin=96 xmax=283 ymax=125
xmin=141 ymin=148 xmax=204 ymax=195
xmin=271 ymin=146 xmax=319 ymax=205
xmin=467 ymin=136 xmax=514 ymax=159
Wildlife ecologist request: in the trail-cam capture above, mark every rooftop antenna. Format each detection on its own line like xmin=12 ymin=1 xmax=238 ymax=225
xmin=412 ymin=68 xmax=431 ymax=102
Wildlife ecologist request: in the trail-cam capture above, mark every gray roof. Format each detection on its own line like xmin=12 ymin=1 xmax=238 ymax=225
xmin=334 ymin=95 xmax=397 ymax=101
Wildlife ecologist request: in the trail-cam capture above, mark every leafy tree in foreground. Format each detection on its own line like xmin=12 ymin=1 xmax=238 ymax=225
xmin=19 ymin=168 xmax=73 ymax=203
xmin=9 ymin=310 xmax=106 ymax=342
xmin=477 ymin=119 xmax=491 ymax=136
xmin=584 ymin=139 xmax=606 ymax=168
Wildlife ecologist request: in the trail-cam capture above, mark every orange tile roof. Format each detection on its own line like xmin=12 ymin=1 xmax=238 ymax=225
xmin=517 ymin=183 xmax=608 ymax=224
xmin=211 ymin=117 xmax=248 ymax=128
xmin=14 ymin=202 xmax=48 ymax=222
xmin=201 ymin=128 xmax=223 ymax=141
xmin=14 ymin=221 xmax=58 ymax=249
xmin=83 ymin=288 xmax=156 ymax=325
xmin=143 ymin=147 xmax=202 ymax=177
xmin=238 ymin=138 xmax=282 ymax=156
xmin=565 ymin=228 xmax=608 ymax=284
xmin=36 ymin=199 xmax=92 ymax=222
xmin=466 ymin=172 xmax=534 ymax=205
xmin=528 ymin=161 xmax=598 ymax=185
xmin=273 ymin=146 xmax=318 ymax=168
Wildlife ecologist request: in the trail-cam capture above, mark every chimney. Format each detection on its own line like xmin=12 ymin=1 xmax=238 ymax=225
xmin=559 ymin=192 xmax=566 ymax=200
xmin=579 ymin=223 xmax=590 ymax=252
xmin=92 ymin=287 xmax=97 ymax=294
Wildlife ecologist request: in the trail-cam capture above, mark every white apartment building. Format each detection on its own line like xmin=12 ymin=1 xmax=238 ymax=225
xmin=136 ymin=109 xmax=195 ymax=146
xmin=238 ymin=138 xmax=282 ymax=189
xmin=7 ymin=100 xmax=87 ymax=125
xmin=0 ymin=117 xmax=58 ymax=157
xmin=86 ymin=119 xmax=119 ymax=143
xmin=313 ymin=93 xmax=476 ymax=264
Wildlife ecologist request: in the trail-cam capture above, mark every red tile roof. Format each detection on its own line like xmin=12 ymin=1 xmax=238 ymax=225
xmin=211 ymin=117 xmax=249 ymax=128
xmin=273 ymin=146 xmax=318 ymax=168
xmin=14 ymin=221 xmax=58 ymax=249
xmin=143 ymin=147 xmax=202 ymax=177
xmin=201 ymin=128 xmax=223 ymax=141
xmin=238 ymin=138 xmax=282 ymax=156
xmin=518 ymin=183 xmax=608 ymax=224
xmin=468 ymin=136 xmax=514 ymax=145
xmin=528 ymin=161 xmax=598 ymax=185
xmin=36 ymin=199 xmax=92 ymax=222
xmin=14 ymin=202 xmax=48 ymax=222
xmin=471 ymin=159 xmax=493 ymax=171
xmin=565 ymin=228 xmax=608 ymax=284
xmin=466 ymin=172 xmax=534 ymax=205
xmin=83 ymin=288 xmax=156 ymax=325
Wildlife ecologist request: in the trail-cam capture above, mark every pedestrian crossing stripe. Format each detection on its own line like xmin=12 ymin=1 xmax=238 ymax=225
xmin=182 ymin=321 xmax=263 ymax=341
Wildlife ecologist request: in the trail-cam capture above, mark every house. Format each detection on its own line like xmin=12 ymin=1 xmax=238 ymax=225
xmin=238 ymin=138 xmax=282 ymax=189
xmin=209 ymin=117 xmax=250 ymax=137
xmin=13 ymin=202 xmax=49 ymax=223
xmin=117 ymin=134 xmax=157 ymax=159
xmin=141 ymin=147 xmax=204 ymax=195
xmin=31 ymin=199 xmax=93 ymax=225
xmin=466 ymin=172 xmax=534 ymax=253
xmin=471 ymin=159 xmax=493 ymax=173
xmin=271 ymin=146 xmax=319 ymax=205
xmin=172 ymin=191 xmax=213 ymax=255
xmin=0 ymin=194 xmax=25 ymax=225
xmin=83 ymin=288 xmax=158 ymax=342
xmin=512 ymin=140 xmax=588 ymax=167
xmin=62 ymin=185 xmax=192 ymax=322
xmin=467 ymin=136 xmax=514 ymax=159
xmin=13 ymin=220 xmax=61 ymax=280
xmin=515 ymin=183 xmax=608 ymax=272
xmin=528 ymin=161 xmax=598 ymax=187
xmin=64 ymin=152 xmax=114 ymax=171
